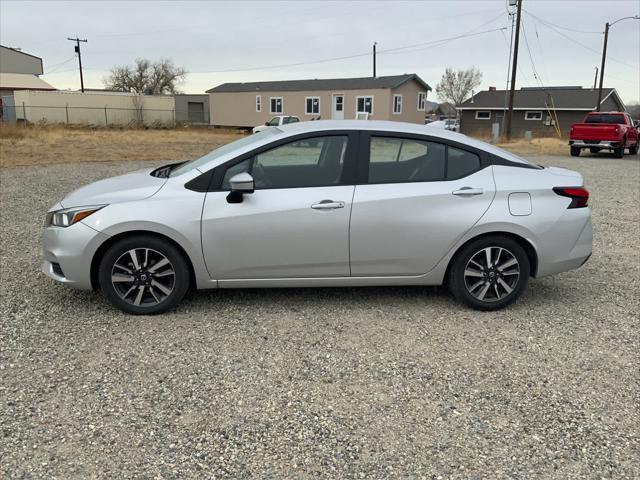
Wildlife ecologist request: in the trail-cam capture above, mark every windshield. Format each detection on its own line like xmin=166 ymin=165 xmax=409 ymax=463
xmin=585 ymin=114 xmax=626 ymax=124
xmin=170 ymin=128 xmax=281 ymax=176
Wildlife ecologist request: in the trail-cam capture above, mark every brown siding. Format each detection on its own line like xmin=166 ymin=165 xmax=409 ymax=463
xmin=388 ymin=80 xmax=430 ymax=124
xmin=209 ymin=79 xmax=429 ymax=127
xmin=460 ymin=109 xmax=603 ymax=138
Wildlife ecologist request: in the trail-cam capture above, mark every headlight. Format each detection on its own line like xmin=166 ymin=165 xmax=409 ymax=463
xmin=45 ymin=205 xmax=105 ymax=227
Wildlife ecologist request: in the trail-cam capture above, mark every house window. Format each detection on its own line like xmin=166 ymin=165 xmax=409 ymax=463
xmin=256 ymin=95 xmax=261 ymax=112
xmin=475 ymin=111 xmax=491 ymax=120
xmin=356 ymin=96 xmax=374 ymax=115
xmin=525 ymin=111 xmax=542 ymax=120
xmin=270 ymin=97 xmax=283 ymax=114
xmin=305 ymin=97 xmax=320 ymax=115
xmin=417 ymin=92 xmax=427 ymax=111
xmin=393 ymin=94 xmax=402 ymax=114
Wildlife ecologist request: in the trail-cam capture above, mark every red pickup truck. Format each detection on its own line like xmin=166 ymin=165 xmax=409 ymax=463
xmin=569 ymin=112 xmax=638 ymax=158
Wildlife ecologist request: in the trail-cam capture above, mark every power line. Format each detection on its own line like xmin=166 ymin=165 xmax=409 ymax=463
xmin=521 ymin=21 xmax=544 ymax=87
xmin=43 ymin=55 xmax=78 ymax=74
xmin=522 ymin=9 xmax=602 ymax=34
xmin=524 ymin=11 xmax=635 ymax=69
xmin=186 ymin=27 xmax=509 ymax=74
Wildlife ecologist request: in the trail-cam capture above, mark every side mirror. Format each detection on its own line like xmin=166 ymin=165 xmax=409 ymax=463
xmin=227 ymin=172 xmax=254 ymax=203
xmin=265 ymin=121 xmax=269 ymax=126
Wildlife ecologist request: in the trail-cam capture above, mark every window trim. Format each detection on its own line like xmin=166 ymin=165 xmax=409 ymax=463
xmin=356 ymin=130 xmax=490 ymax=185
xmin=475 ymin=110 xmax=491 ymax=120
xmin=270 ymin=96 xmax=283 ymax=114
xmin=393 ymin=94 xmax=402 ymax=115
xmin=255 ymin=95 xmax=261 ymax=113
xmin=417 ymin=91 xmax=427 ymax=111
xmin=524 ymin=110 xmax=543 ymax=121
xmin=356 ymin=95 xmax=374 ymax=116
xmin=304 ymin=96 xmax=320 ymax=115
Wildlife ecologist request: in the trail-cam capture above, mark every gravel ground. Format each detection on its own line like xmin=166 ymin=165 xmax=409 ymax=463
xmin=1 ymin=154 xmax=639 ymax=479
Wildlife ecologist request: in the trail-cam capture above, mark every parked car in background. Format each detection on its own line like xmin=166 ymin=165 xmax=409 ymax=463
xmin=426 ymin=118 xmax=459 ymax=132
xmin=569 ymin=112 xmax=638 ymax=158
xmin=42 ymin=120 xmax=592 ymax=315
xmin=252 ymin=115 xmax=300 ymax=133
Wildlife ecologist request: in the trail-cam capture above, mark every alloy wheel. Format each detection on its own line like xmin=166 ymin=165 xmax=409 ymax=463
xmin=463 ymin=246 xmax=520 ymax=302
xmin=110 ymin=248 xmax=175 ymax=307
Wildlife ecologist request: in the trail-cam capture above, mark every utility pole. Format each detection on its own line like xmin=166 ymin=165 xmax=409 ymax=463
xmin=372 ymin=42 xmax=377 ymax=78
xmin=504 ymin=0 xmax=522 ymax=140
xmin=67 ymin=36 xmax=87 ymax=93
xmin=596 ymin=23 xmax=609 ymax=111
xmin=596 ymin=16 xmax=639 ymax=111
xmin=593 ymin=66 xmax=598 ymax=89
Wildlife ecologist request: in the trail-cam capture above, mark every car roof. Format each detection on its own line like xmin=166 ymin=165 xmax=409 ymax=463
xmin=275 ymin=120 xmax=533 ymax=165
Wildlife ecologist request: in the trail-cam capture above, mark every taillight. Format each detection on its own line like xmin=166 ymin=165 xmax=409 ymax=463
xmin=553 ymin=187 xmax=589 ymax=208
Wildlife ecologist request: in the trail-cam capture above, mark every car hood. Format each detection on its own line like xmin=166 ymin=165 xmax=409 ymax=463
xmin=61 ymin=167 xmax=167 ymax=208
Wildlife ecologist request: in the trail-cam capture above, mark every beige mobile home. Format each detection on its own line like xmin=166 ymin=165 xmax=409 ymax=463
xmin=207 ymin=74 xmax=432 ymax=128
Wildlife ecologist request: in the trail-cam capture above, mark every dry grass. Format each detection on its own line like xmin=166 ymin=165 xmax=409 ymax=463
xmin=0 ymin=124 xmax=569 ymax=168
xmin=495 ymin=137 xmax=567 ymax=156
xmin=0 ymin=124 xmax=244 ymax=167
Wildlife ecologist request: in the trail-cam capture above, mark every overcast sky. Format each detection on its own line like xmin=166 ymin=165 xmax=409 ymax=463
xmin=2 ymin=0 xmax=639 ymax=103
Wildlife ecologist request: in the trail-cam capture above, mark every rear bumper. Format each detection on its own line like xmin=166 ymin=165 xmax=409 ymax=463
xmin=569 ymin=140 xmax=620 ymax=149
xmin=536 ymin=213 xmax=592 ymax=277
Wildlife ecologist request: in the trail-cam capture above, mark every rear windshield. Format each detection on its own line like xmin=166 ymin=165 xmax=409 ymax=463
xmin=584 ymin=114 xmax=626 ymax=124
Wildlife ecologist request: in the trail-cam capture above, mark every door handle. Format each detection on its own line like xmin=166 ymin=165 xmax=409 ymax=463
xmin=452 ymin=187 xmax=484 ymax=196
xmin=311 ymin=200 xmax=345 ymax=210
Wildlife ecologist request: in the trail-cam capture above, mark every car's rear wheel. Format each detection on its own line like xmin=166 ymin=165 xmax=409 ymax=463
xmin=570 ymin=146 xmax=581 ymax=157
xmin=448 ymin=236 xmax=530 ymax=311
xmin=629 ymin=143 xmax=638 ymax=155
xmin=98 ymin=235 xmax=190 ymax=314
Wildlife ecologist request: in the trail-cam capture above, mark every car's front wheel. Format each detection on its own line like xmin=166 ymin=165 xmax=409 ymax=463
xmin=448 ymin=236 xmax=530 ymax=311
xmin=98 ymin=235 xmax=190 ymax=314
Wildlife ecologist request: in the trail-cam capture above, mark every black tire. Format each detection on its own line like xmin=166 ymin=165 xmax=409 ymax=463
xmin=589 ymin=147 xmax=601 ymax=154
xmin=448 ymin=235 xmax=530 ymax=311
xmin=570 ymin=146 xmax=581 ymax=157
xmin=98 ymin=235 xmax=190 ymax=315
xmin=629 ymin=143 xmax=638 ymax=155
xmin=613 ymin=146 xmax=624 ymax=158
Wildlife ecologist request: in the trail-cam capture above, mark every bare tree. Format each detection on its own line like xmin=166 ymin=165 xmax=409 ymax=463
xmin=435 ymin=67 xmax=483 ymax=106
xmin=104 ymin=58 xmax=186 ymax=94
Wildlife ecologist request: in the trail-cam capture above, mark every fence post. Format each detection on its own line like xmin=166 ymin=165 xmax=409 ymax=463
xmin=172 ymin=108 xmax=176 ymax=127
xmin=66 ymin=104 xmax=69 ymax=124
xmin=104 ymin=105 xmax=108 ymax=126
xmin=22 ymin=102 xmax=27 ymax=125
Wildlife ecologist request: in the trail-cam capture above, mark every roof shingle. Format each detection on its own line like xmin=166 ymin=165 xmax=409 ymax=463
xmin=207 ymin=74 xmax=431 ymax=93
xmin=458 ymin=86 xmax=622 ymax=110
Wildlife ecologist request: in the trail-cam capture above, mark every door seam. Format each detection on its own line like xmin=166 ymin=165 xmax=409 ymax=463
xmin=347 ymin=185 xmax=357 ymax=276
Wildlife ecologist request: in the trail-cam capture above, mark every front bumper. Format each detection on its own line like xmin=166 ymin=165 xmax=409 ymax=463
xmin=569 ymin=140 xmax=620 ymax=149
xmin=42 ymin=222 xmax=110 ymax=290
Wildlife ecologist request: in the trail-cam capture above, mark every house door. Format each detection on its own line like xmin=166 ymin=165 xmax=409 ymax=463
xmin=332 ymin=95 xmax=344 ymax=120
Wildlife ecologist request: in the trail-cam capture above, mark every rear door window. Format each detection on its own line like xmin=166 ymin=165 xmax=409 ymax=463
xmin=447 ymin=147 xmax=481 ymax=179
xmin=368 ymin=137 xmax=446 ymax=183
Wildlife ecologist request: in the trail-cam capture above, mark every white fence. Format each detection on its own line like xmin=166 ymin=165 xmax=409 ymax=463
xmin=5 ymin=90 xmax=176 ymax=127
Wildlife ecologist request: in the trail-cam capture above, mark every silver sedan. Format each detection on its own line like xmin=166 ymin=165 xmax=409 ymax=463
xmin=42 ymin=120 xmax=592 ymax=314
